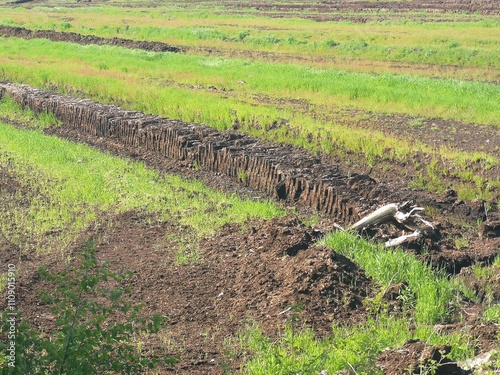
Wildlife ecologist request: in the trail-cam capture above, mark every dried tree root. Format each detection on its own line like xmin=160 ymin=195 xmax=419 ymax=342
xmin=349 ymin=202 xmax=434 ymax=248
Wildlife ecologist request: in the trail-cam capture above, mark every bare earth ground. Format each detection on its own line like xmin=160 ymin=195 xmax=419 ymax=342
xmin=0 ymin=114 xmax=498 ymax=373
xmin=9 ymin=0 xmax=500 ymax=17
xmin=0 ymin=0 xmax=499 ymax=373
xmin=1 ymin=159 xmax=374 ymax=373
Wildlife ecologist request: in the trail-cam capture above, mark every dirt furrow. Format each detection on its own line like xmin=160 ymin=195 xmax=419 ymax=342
xmin=10 ymin=0 xmax=496 ymax=16
xmin=0 ymin=82 xmax=369 ymax=222
xmin=219 ymin=0 xmax=500 ymax=16
xmin=0 ymin=25 xmax=181 ymax=53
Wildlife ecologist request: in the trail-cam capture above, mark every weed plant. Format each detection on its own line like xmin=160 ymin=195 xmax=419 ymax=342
xmin=0 ymin=241 xmax=175 ymax=374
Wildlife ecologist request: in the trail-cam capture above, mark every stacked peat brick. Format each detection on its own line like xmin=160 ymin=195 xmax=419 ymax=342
xmin=0 ymin=83 xmax=377 ymax=224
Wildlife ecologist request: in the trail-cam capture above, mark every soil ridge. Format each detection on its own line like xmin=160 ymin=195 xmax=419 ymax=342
xmin=0 ymin=25 xmax=181 ymax=53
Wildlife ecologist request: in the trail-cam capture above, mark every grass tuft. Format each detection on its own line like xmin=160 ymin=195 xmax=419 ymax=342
xmin=323 ymin=230 xmax=469 ymax=324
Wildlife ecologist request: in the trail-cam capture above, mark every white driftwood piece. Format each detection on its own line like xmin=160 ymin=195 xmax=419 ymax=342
xmin=385 ymin=231 xmax=422 ymax=248
xmin=349 ymin=202 xmax=429 ymax=232
xmin=349 ymin=203 xmax=399 ymax=231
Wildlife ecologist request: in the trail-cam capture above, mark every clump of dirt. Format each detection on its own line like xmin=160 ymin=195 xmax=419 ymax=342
xmin=203 ymin=215 xmax=372 ymax=334
xmin=377 ymin=339 xmax=470 ymax=375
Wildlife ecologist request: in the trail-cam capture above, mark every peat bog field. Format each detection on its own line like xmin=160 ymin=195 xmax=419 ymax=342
xmin=0 ymin=0 xmax=499 ymax=374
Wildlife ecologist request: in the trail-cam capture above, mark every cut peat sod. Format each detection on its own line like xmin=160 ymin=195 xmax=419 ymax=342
xmin=1 ymin=82 xmax=498 ymax=274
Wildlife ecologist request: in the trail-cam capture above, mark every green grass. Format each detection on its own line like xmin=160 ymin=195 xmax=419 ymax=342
xmin=237 ymin=230 xmax=478 ymax=374
xmin=0 ymin=93 xmax=488 ymax=375
xmin=0 ymin=119 xmax=285 ymax=253
xmin=1 ymin=37 xmax=498 ymax=127
xmin=0 ymin=95 xmax=61 ymax=130
xmin=1 ymin=5 xmax=498 ymax=72
xmin=0 ymin=37 xmax=498 ymax=201
xmin=240 ymin=315 xmax=475 ymax=374
xmin=483 ymin=305 xmax=500 ymax=323
xmin=323 ymin=231 xmax=469 ymax=324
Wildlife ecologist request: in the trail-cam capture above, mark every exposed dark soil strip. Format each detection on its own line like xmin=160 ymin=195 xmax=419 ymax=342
xmin=0 ymin=25 xmax=181 ymax=53
xmin=11 ymin=0 xmax=496 ymax=16
xmin=217 ymin=0 xmax=500 ymax=17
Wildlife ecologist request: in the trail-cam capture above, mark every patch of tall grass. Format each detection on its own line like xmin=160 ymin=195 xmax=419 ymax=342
xmin=238 ymin=230 xmax=477 ymax=374
xmin=1 ymin=37 xmax=497 ymax=126
xmin=1 ymin=6 xmax=498 ymax=71
xmin=323 ymin=231 xmax=470 ymax=324
xmin=1 ymin=37 xmax=498 ymax=200
xmin=240 ymin=316 xmax=475 ymax=374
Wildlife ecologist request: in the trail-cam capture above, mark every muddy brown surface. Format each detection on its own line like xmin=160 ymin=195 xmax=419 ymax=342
xmin=221 ymin=0 xmax=500 ymax=19
xmin=6 ymin=0 xmax=498 ymax=17
xmin=0 ymin=162 xmax=375 ymax=373
xmin=0 ymin=162 xmax=498 ymax=373
xmin=377 ymin=340 xmax=468 ymax=375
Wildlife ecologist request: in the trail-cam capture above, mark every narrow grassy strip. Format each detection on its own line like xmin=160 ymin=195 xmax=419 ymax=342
xmin=323 ymin=231 xmax=469 ymax=324
xmin=0 ymin=120 xmax=285 ymax=252
xmin=240 ymin=315 xmax=475 ymax=374
xmin=3 ymin=12 xmax=497 ymax=82
xmin=1 ymin=37 xmax=498 ymax=126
